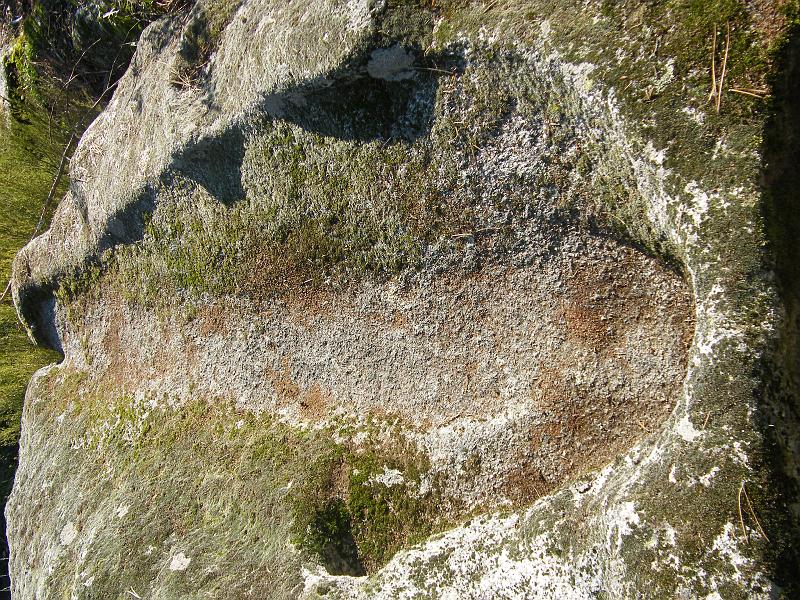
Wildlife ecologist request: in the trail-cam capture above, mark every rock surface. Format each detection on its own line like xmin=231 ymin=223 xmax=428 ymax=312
xmin=0 ymin=47 xmax=8 ymax=123
xmin=7 ymin=0 xmax=800 ymax=598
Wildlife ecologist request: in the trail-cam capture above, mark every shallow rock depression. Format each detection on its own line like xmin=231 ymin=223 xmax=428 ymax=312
xmin=8 ymin=0 xmax=800 ymax=598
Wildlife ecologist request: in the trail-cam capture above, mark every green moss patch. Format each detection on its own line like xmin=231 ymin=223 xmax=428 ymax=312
xmin=55 ymin=49 xmax=620 ymax=308
xmin=23 ymin=368 xmax=457 ymax=595
xmin=291 ymin=422 xmax=454 ymax=575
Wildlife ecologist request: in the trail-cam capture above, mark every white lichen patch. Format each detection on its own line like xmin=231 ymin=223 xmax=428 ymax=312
xmin=675 ymin=414 xmax=702 ymax=443
xmin=682 ymin=106 xmax=705 ymax=126
xmin=652 ymin=58 xmax=675 ymax=93
xmin=730 ymin=441 xmax=751 ymax=468
xmin=169 ymin=552 xmax=191 ymax=572
xmin=698 ymin=467 xmax=720 ymax=487
xmin=60 ymin=522 xmax=78 ymax=547
xmin=646 ymin=523 xmax=681 ymax=572
xmin=369 ymin=467 xmax=406 ymax=487
xmin=303 ymin=509 xmax=605 ymax=598
xmin=607 ymin=501 xmax=641 ymax=553
xmin=700 ymin=524 xmax=777 ymax=597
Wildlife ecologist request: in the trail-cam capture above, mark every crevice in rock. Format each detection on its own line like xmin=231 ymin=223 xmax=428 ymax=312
xmin=306 ymin=499 xmax=366 ymax=577
xmin=14 ymin=283 xmax=61 ymax=353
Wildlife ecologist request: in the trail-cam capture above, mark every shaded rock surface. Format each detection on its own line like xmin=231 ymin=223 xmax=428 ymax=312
xmin=7 ymin=0 xmax=800 ymax=598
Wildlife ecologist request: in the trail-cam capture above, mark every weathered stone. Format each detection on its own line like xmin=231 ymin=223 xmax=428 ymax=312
xmin=8 ymin=0 xmax=800 ymax=598
xmin=0 ymin=52 xmax=9 ymax=126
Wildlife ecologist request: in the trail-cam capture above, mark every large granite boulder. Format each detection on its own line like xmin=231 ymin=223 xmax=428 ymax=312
xmin=8 ymin=0 xmax=800 ymax=597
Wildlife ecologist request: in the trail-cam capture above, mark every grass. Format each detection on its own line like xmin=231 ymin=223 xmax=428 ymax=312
xmin=0 ymin=106 xmax=66 ymax=483
xmin=20 ymin=0 xmax=187 ymax=95
xmin=0 ymin=82 xmax=69 ymax=594
xmin=0 ymin=0 xmax=170 ymax=460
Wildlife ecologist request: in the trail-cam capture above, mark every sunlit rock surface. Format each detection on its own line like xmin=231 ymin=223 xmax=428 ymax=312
xmin=8 ymin=0 xmax=800 ymax=598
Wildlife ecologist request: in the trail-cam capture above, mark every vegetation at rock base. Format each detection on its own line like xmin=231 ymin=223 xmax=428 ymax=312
xmin=0 ymin=107 xmax=65 ymax=443
xmin=0 ymin=93 xmax=65 ymax=598
xmin=5 ymin=1 xmax=188 ymax=95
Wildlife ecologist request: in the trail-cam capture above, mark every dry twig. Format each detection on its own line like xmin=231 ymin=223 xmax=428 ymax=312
xmin=741 ymin=483 xmax=770 ymax=542
xmin=738 ymin=480 xmax=770 ymax=544
xmin=716 ymin=22 xmax=731 ymax=113
xmin=729 ymin=87 xmax=770 ymax=99
xmin=738 ymin=480 xmax=748 ymax=542
xmin=709 ymin=25 xmax=718 ymax=102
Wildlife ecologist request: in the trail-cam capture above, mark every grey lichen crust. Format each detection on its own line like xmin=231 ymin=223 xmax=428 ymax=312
xmin=8 ymin=0 xmax=800 ymax=598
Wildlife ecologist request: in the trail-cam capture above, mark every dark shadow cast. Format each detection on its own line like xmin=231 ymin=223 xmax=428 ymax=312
xmin=98 ymin=185 xmax=159 ymax=250
xmin=171 ymin=43 xmax=453 ymax=206
xmin=15 ymin=284 xmax=62 ymax=353
xmin=17 ymin=184 xmax=158 ymax=350
xmin=308 ymin=499 xmax=366 ymax=577
xmin=270 ymin=67 xmax=439 ymax=144
xmin=172 ymin=127 xmax=247 ymax=205
xmin=758 ymin=23 xmax=800 ymax=596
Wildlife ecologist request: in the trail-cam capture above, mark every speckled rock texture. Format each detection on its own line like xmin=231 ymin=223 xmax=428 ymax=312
xmin=0 ymin=45 xmax=9 ymax=123
xmin=8 ymin=0 xmax=800 ymax=598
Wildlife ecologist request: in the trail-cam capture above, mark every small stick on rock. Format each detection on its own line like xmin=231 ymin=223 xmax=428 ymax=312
xmin=742 ymin=483 xmax=770 ymax=542
xmin=709 ymin=25 xmax=718 ymax=102
xmin=738 ymin=480 xmax=749 ymax=543
xmin=729 ymin=87 xmax=769 ymax=99
xmin=716 ymin=22 xmax=731 ymax=113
